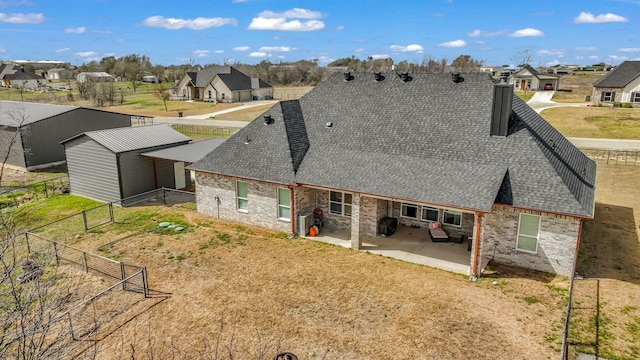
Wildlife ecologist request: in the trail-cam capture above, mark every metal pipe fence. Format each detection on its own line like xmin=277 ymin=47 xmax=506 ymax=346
xmin=0 ymin=175 xmax=69 ymax=209
xmin=116 ymin=187 xmax=195 ymax=208
xmin=582 ymin=149 xmax=640 ymax=166
xmin=169 ymin=123 xmax=241 ymax=138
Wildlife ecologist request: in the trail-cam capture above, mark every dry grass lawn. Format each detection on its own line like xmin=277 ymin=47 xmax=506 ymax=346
xmin=541 ymin=107 xmax=640 ymax=140
xmin=553 ymin=72 xmax=605 ymax=103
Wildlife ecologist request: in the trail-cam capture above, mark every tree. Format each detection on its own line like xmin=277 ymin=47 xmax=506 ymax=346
xmin=154 ymin=85 xmax=170 ymax=111
xmin=450 ymin=55 xmax=483 ymax=73
xmin=512 ymin=49 xmax=532 ymax=68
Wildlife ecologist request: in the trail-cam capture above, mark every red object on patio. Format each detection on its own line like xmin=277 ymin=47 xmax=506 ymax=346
xmin=309 ymin=225 xmax=319 ymax=237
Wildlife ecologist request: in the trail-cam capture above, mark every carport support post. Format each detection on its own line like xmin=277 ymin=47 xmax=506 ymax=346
xmin=350 ymin=193 xmax=363 ymax=249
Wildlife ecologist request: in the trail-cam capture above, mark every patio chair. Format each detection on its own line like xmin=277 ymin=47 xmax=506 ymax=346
xmin=313 ymin=208 xmax=324 ymax=229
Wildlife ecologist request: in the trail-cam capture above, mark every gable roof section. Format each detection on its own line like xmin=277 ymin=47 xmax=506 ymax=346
xmin=191 ymin=72 xmax=595 ymax=217
xmin=62 ymin=124 xmax=191 ymax=153
xmin=6 ymin=70 xmax=43 ymax=81
xmin=0 ymin=100 xmax=78 ymax=126
xmin=188 ymin=66 xmax=272 ymax=91
xmin=593 ymin=61 xmax=640 ymax=88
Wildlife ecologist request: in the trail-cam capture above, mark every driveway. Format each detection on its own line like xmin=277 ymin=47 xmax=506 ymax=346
xmin=150 ymin=100 xmax=279 ymax=127
xmin=526 ymin=91 xmax=584 ymax=113
xmin=184 ymin=100 xmax=279 ymax=120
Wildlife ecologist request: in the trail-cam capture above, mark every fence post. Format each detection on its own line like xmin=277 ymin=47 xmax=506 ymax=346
xmin=53 ymin=241 xmax=59 ymax=265
xmin=82 ymin=210 xmax=88 ymax=232
xmin=11 ymin=191 xmax=17 ymax=207
xmin=82 ymin=251 xmax=88 ymax=272
xmin=109 ymin=203 xmax=114 ymax=223
xmin=68 ymin=312 xmax=75 ymax=341
xmin=163 ymin=188 xmax=167 ymax=205
xmin=43 ymin=180 xmax=48 ymax=197
xmin=120 ymin=262 xmax=126 ymax=291
xmin=607 ymin=150 xmax=610 ymax=164
xmin=25 ymin=232 xmax=31 ymax=253
xmin=142 ymin=266 xmax=149 ymax=298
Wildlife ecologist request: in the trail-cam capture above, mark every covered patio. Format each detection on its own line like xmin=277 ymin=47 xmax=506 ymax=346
xmin=305 ymin=225 xmax=474 ymax=275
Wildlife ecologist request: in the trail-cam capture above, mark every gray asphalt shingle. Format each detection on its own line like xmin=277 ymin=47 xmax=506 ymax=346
xmin=593 ymin=61 xmax=640 ymax=88
xmin=190 ymin=72 xmax=596 ymax=217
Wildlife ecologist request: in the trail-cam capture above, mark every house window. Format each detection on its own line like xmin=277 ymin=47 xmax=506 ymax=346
xmin=329 ymin=191 xmax=352 ymax=216
xmin=221 ymin=93 xmax=225 ymax=99
xmin=516 ymin=213 xmax=540 ymax=253
xmin=401 ymin=203 xmax=418 ymax=218
xmin=182 ymin=89 xmax=186 ymax=97
xmin=601 ymin=91 xmax=615 ymax=102
xmin=443 ymin=209 xmax=462 ymax=227
xmin=633 ymin=92 xmax=640 ymax=102
xmin=236 ymin=181 xmax=248 ymax=212
xmin=421 ymin=206 xmax=439 ymax=222
xmin=208 ymin=90 xmax=212 ymax=98
xmin=277 ymin=188 xmax=291 ymax=221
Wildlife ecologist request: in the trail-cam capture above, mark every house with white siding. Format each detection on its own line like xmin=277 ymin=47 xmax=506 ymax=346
xmin=592 ymin=61 xmax=640 ymax=105
xmin=170 ymin=66 xmax=272 ymax=103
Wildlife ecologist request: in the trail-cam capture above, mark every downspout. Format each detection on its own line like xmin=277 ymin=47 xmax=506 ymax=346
xmin=152 ymin=158 xmax=158 ymax=188
xmin=471 ymin=211 xmax=483 ymax=278
xmin=289 ymin=183 xmax=296 ymax=235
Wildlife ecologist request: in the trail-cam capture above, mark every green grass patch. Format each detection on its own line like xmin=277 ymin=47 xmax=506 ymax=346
xmin=514 ymin=91 xmax=534 ymax=102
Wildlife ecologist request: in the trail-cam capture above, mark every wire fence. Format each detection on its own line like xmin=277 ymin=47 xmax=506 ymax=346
xmin=561 ymin=277 xmax=600 ymax=359
xmin=582 ymin=149 xmax=640 ymax=166
xmin=0 ymin=175 xmax=69 ymax=209
xmin=117 ymin=187 xmax=196 ymax=207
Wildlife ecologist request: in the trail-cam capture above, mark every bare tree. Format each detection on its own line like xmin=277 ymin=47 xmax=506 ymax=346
xmin=154 ymin=85 xmax=170 ymax=112
xmin=450 ymin=55 xmax=484 ymax=73
xmin=512 ymin=49 xmax=533 ymax=69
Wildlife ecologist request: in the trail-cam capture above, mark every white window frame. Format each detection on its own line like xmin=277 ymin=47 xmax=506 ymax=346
xmin=602 ymin=91 xmax=615 ymax=102
xmin=236 ymin=180 xmax=248 ymax=213
xmin=420 ymin=206 xmax=439 ymax=222
xmin=633 ymin=92 xmax=640 ymax=103
xmin=516 ymin=213 xmax=541 ymax=253
xmin=277 ymin=188 xmax=291 ymax=221
xmin=401 ymin=203 xmax=419 ymax=219
xmin=329 ymin=191 xmax=352 ymax=217
xmin=442 ymin=209 xmax=462 ymax=227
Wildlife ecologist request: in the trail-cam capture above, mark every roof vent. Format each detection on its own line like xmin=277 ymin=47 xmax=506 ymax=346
xmin=499 ymin=71 xmax=510 ymax=84
xmin=399 ymin=71 xmax=412 ymax=82
xmin=451 ymin=72 xmax=463 ymax=83
xmin=343 ymin=72 xmax=353 ymax=81
xmin=263 ymin=114 xmax=274 ymax=125
xmin=244 ymin=136 xmax=251 ymax=145
xmin=374 ymin=72 xmax=384 ymax=82
xmin=325 ymin=122 xmax=333 ymax=128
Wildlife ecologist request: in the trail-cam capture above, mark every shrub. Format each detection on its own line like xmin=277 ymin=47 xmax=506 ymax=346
xmin=621 ymin=102 xmax=633 ymax=108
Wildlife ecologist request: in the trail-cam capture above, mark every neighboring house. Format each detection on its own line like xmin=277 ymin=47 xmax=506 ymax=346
xmin=509 ymin=65 xmax=560 ymax=91
xmin=170 ymin=66 xmax=272 ymax=102
xmin=479 ymin=66 xmax=505 ymax=77
xmin=142 ymin=75 xmax=160 ymax=83
xmin=592 ymin=61 xmax=640 ymax=105
xmin=0 ymin=100 xmax=131 ymax=171
xmin=188 ymin=72 xmax=596 ymax=277
xmin=0 ymin=64 xmax=19 ymax=84
xmin=47 ymin=68 xmax=73 ymax=80
xmin=76 ymin=72 xmax=115 ymax=83
xmin=62 ymin=124 xmax=191 ymax=203
xmin=2 ymin=68 xmax=46 ymax=89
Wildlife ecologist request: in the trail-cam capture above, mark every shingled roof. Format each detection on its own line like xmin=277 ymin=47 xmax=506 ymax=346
xmin=189 ymin=72 xmax=596 ymax=218
xmin=593 ymin=61 xmax=640 ymax=88
xmin=187 ymin=66 xmax=271 ymax=90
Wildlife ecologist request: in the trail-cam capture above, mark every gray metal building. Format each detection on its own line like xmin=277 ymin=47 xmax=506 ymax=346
xmin=62 ymin=124 xmax=191 ymax=203
xmin=0 ymin=100 xmax=131 ymax=171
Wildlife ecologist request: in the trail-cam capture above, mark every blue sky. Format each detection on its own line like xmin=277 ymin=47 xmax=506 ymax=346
xmin=0 ymin=0 xmax=638 ymax=67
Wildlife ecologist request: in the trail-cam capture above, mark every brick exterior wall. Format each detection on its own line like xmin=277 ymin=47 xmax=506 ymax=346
xmin=592 ymin=86 xmax=622 ymax=104
xmin=481 ymin=206 xmax=581 ymax=276
xmin=391 ymin=202 xmax=474 ymax=238
xmin=195 ymin=172 xmax=291 ymax=234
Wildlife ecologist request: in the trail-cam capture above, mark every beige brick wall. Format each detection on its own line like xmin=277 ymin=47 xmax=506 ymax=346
xmin=195 ymin=172 xmax=292 ymax=234
xmin=481 ymin=206 xmax=581 ymax=275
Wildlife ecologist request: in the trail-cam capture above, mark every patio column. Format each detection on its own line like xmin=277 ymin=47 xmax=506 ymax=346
xmin=350 ymin=193 xmax=362 ymax=249
xmin=470 ymin=211 xmax=483 ymax=278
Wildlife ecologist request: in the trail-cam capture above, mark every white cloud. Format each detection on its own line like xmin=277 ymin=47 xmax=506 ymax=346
xmin=467 ymin=29 xmax=481 ymax=37
xmin=315 ymin=55 xmax=334 ymax=64
xmin=390 ymin=44 xmax=424 ymax=52
xmin=258 ymin=8 xmax=322 ymax=19
xmin=93 ymin=29 xmax=112 ymax=34
xmin=0 ymin=47 xmax=5 ymax=53
xmin=467 ymin=29 xmax=506 ymax=37
xmin=249 ymin=51 xmax=268 ymax=57
xmin=64 ymin=26 xmax=86 ymax=34
xmin=75 ymin=51 xmax=97 ymax=57
xmin=214 ymin=49 xmax=224 ymax=54
xmin=336 ymin=25 xmax=344 ymax=31
xmin=248 ymin=8 xmax=324 ymax=31
xmin=537 ymin=49 xmax=565 ymax=57
xmin=370 ymin=54 xmax=390 ymax=59
xmin=259 ymin=46 xmax=292 ymax=52
xmin=142 ymin=15 xmax=237 ymax=30
xmin=438 ymin=39 xmax=467 ymax=48
xmin=545 ymin=60 xmax=561 ymax=66
xmin=588 ymin=55 xmax=599 ymax=60
xmin=509 ymin=28 xmax=544 ymax=37
xmin=55 ymin=47 xmax=70 ymax=53
xmin=103 ymin=52 xmax=115 ymax=57
xmin=193 ymin=49 xmax=209 ymax=57
xmin=0 ymin=12 xmax=44 ymax=23
xmin=574 ymin=12 xmax=627 ymax=24
xmin=233 ymin=46 xmax=250 ymax=51
xmin=355 ymin=48 xmax=364 ymax=53
xmin=609 ymin=55 xmax=628 ymax=61
xmin=618 ymin=48 xmax=640 ymax=52
xmin=576 ymin=46 xmax=597 ymax=51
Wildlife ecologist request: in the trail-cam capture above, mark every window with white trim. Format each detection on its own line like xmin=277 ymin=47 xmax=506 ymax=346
xmin=208 ymin=90 xmax=212 ymax=98
xmin=443 ymin=209 xmax=462 ymax=226
xmin=601 ymin=91 xmax=615 ymax=102
xmin=401 ymin=203 xmax=418 ymax=218
xmin=236 ymin=181 xmax=248 ymax=212
xmin=633 ymin=92 xmax=640 ymax=103
xmin=516 ymin=213 xmax=540 ymax=253
xmin=277 ymin=188 xmax=291 ymax=221
xmin=421 ymin=206 xmax=439 ymax=222
xmin=329 ymin=191 xmax=352 ymax=216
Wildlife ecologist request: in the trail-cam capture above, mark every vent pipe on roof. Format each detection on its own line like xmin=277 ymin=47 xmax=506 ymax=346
xmin=374 ymin=72 xmax=384 ymax=82
xmin=263 ymin=114 xmax=274 ymax=125
xmin=399 ymin=72 xmax=412 ymax=82
xmin=491 ymin=78 xmax=513 ymax=137
xmin=343 ymin=72 xmax=353 ymax=81
xmin=499 ymin=71 xmax=510 ymax=84
xmin=451 ymin=72 xmax=463 ymax=83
